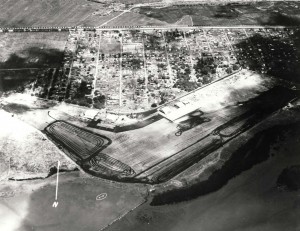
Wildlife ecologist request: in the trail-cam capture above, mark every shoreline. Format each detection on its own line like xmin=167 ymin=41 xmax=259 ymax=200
xmin=149 ymin=107 xmax=300 ymax=205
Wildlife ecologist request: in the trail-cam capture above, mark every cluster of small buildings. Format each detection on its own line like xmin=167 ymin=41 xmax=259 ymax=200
xmin=29 ymin=27 xmax=299 ymax=113
xmin=96 ymin=31 xmax=121 ymax=109
xmin=229 ymin=28 xmax=299 ymax=75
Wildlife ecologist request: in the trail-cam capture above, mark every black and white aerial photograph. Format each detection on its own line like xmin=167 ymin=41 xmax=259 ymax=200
xmin=0 ymin=0 xmax=300 ymax=230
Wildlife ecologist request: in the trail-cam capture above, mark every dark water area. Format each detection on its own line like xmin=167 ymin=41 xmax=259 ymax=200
xmin=151 ymin=122 xmax=300 ymax=205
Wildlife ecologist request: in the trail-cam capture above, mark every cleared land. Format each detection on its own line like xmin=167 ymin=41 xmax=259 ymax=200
xmin=0 ymin=0 xmax=117 ymax=27
xmin=1 ymin=1 xmax=300 ymax=28
xmin=0 ymin=110 xmax=75 ymax=180
xmin=175 ymin=15 xmax=193 ymax=26
xmin=105 ymin=12 xmax=169 ymax=27
xmin=0 ymin=172 xmax=146 ymax=231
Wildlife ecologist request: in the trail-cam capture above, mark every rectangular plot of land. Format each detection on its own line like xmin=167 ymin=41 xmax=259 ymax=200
xmin=99 ymin=40 xmax=121 ymax=54
xmin=45 ymin=121 xmax=110 ymax=160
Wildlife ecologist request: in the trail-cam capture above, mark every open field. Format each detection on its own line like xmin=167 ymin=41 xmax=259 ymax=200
xmin=0 ymin=109 xmax=75 ymax=180
xmin=175 ymin=15 xmax=193 ymax=26
xmin=138 ymin=1 xmax=300 ymax=26
xmin=0 ymin=32 xmax=68 ymax=68
xmin=0 ymin=0 xmax=119 ymax=27
xmin=1 ymin=1 xmax=299 ymax=28
xmin=0 ymin=172 xmax=146 ymax=231
xmin=114 ymin=0 xmax=161 ymax=3
xmin=105 ymin=12 xmax=169 ymax=27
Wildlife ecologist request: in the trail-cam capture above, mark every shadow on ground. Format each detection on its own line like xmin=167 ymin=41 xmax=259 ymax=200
xmin=0 ymin=47 xmax=64 ymax=69
xmin=0 ymin=47 xmax=64 ymax=92
xmin=235 ymin=28 xmax=300 ymax=83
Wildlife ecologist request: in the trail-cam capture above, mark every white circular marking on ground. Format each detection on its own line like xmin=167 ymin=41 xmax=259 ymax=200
xmin=96 ymin=193 xmax=107 ymax=201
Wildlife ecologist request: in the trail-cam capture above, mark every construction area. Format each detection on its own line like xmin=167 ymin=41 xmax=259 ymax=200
xmin=21 ymin=70 xmax=296 ymax=184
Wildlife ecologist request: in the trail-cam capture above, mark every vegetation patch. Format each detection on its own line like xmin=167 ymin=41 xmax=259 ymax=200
xmin=277 ymin=165 xmax=300 ymax=191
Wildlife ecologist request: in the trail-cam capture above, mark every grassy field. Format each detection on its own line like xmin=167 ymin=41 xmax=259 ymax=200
xmin=138 ymin=1 xmax=300 ymax=26
xmin=175 ymin=15 xmax=193 ymax=26
xmin=115 ymin=0 xmax=161 ymax=3
xmin=99 ymin=40 xmax=121 ymax=54
xmin=0 ymin=0 xmax=117 ymax=27
xmin=0 ymin=32 xmax=68 ymax=68
xmin=105 ymin=12 xmax=168 ymax=27
xmin=0 ymin=110 xmax=76 ymax=180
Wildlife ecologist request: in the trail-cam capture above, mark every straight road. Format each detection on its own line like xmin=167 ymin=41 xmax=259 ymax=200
xmin=1 ymin=25 xmax=298 ymax=33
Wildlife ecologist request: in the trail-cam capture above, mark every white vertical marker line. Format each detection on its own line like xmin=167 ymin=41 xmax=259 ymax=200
xmin=52 ymin=160 xmax=60 ymax=208
xmin=55 ymin=160 xmax=60 ymax=201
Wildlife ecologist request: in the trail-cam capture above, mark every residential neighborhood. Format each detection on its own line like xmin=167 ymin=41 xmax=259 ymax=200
xmin=28 ymin=27 xmax=299 ymax=113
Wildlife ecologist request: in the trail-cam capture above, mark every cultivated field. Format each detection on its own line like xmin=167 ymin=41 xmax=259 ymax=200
xmin=138 ymin=1 xmax=300 ymax=26
xmin=0 ymin=1 xmax=299 ymax=28
xmin=0 ymin=0 xmax=117 ymax=27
